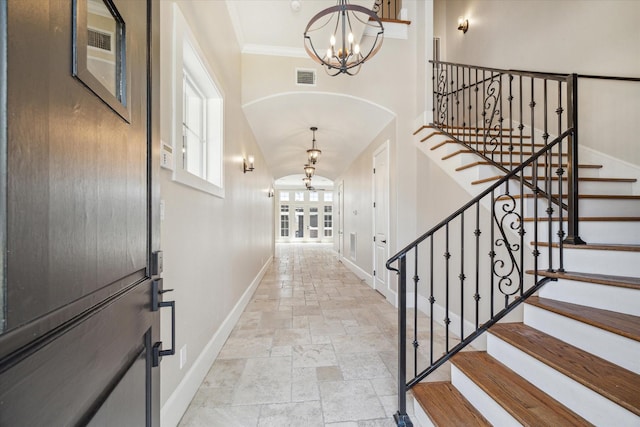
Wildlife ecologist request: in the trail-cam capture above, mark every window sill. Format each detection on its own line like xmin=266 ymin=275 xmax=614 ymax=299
xmin=172 ymin=168 xmax=224 ymax=198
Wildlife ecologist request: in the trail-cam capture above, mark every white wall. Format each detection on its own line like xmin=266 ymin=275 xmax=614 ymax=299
xmin=158 ymin=2 xmax=274 ymax=425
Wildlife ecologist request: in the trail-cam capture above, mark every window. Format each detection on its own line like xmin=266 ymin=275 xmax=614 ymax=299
xmin=324 ymin=206 xmax=333 ymax=237
xmin=324 ymin=192 xmax=333 ymax=202
xmin=171 ymin=5 xmax=224 ymax=197
xmin=309 ymin=191 xmax=319 ymax=202
xmin=183 ymin=73 xmax=206 ymax=177
xmin=279 ymin=191 xmax=289 ymax=202
xmin=294 ymin=191 xmax=305 ymax=202
xmin=280 ymin=205 xmax=290 ymax=237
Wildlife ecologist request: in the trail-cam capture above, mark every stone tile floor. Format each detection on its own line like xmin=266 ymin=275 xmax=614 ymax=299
xmin=179 ymin=243 xmax=451 ymax=427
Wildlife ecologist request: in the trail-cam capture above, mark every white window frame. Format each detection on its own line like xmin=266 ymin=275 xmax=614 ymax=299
xmin=171 ymin=4 xmax=224 ymax=197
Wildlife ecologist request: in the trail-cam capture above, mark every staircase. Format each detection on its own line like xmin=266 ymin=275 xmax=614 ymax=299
xmin=409 ymin=124 xmax=640 ymax=426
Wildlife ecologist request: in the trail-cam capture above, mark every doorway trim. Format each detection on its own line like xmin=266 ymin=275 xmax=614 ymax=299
xmin=372 ymin=141 xmax=392 ymax=301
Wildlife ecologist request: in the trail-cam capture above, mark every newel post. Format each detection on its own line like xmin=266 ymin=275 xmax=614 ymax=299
xmin=394 ymin=255 xmax=413 ymax=427
xmin=564 ymin=73 xmax=586 ymax=245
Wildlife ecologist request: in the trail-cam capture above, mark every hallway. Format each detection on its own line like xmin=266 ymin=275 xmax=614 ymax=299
xmin=178 ymin=243 xmax=412 ymax=426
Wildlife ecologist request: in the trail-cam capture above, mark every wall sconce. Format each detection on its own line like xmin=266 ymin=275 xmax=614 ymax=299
xmin=457 ymin=16 xmax=469 ymax=33
xmin=267 ymin=188 xmax=275 ymax=198
xmin=243 ymin=156 xmax=255 ymax=173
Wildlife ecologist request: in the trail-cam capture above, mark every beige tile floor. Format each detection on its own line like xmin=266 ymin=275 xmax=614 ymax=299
xmin=179 ymin=243 xmax=449 ymax=427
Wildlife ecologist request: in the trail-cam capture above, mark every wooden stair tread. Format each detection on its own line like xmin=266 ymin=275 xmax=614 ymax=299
xmin=420 ymin=131 xmax=445 ymax=142
xmin=490 ymin=322 xmax=640 ymax=416
xmin=413 ymin=382 xmax=490 ymax=426
xmin=527 ymin=296 xmax=640 ymax=342
xmin=430 ymin=139 xmax=456 ymax=150
xmin=522 ymin=216 xmax=640 ymax=222
xmin=453 ymin=351 xmax=591 ymax=426
xmin=472 ymin=175 xmax=636 ymax=185
xmin=535 ymin=242 xmax=640 ymax=252
xmin=528 ymin=270 xmax=640 ymax=290
xmin=457 ymin=161 xmax=601 ymax=172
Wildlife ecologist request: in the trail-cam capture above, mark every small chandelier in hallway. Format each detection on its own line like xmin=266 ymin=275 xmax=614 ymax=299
xmin=307 ymin=126 xmax=322 ymax=165
xmin=304 ymin=0 xmax=384 ymax=76
xmin=304 ymin=163 xmax=315 ymax=178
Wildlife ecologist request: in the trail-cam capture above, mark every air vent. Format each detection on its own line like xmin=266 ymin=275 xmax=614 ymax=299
xmin=296 ymin=69 xmax=316 ymax=86
xmin=88 ymin=29 xmax=112 ymax=51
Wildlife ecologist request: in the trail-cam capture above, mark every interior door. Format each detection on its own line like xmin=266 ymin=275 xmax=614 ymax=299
xmin=337 ymin=181 xmax=344 ymax=258
xmin=0 ymin=0 xmax=161 ymax=425
xmin=373 ymin=143 xmax=390 ymax=299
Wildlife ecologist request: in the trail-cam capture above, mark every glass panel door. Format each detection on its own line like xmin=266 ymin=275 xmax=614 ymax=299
xmin=309 ymin=207 xmax=318 ymax=238
xmin=294 ymin=207 xmax=305 ymax=239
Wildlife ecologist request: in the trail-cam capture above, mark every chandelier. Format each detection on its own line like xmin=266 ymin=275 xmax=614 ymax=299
xmin=304 ymin=0 xmax=384 ymax=76
xmin=304 ymin=163 xmax=315 ymax=178
xmin=307 ymin=127 xmax=322 ymax=165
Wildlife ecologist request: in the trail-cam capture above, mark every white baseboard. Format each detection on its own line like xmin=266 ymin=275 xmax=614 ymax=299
xmin=340 ymin=256 xmax=373 ymax=288
xmin=160 ymin=256 xmax=273 ymax=427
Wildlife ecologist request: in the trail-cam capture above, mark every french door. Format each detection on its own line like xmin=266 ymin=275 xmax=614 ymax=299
xmin=0 ymin=0 xmax=161 ymax=425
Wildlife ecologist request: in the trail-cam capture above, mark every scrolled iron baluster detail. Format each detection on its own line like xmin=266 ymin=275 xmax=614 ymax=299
xmin=492 ymin=193 xmax=523 ymax=298
xmin=483 ymin=76 xmax=502 ymax=155
xmin=436 ymin=66 xmax=448 ymax=126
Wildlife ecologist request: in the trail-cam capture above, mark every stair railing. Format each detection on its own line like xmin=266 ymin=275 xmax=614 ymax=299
xmin=388 ymin=61 xmax=584 ymax=427
xmin=373 ymin=0 xmax=403 ymax=21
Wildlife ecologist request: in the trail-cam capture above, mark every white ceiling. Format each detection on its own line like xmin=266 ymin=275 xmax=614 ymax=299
xmin=224 ymin=0 xmax=393 ymax=186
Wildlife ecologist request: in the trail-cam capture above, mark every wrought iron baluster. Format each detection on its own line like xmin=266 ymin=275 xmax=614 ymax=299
xmin=432 ymin=61 xmax=436 ymax=126
xmin=455 ymin=65 xmax=460 ymax=132
xmin=508 ymin=74 xmax=514 ymax=173
xmin=475 ymin=69 xmax=479 ymax=152
xmin=556 ymin=81 xmax=566 ymax=271
xmin=482 ymin=70 xmax=487 ymax=155
xmin=413 ymin=247 xmax=419 ymax=377
xmin=490 ymin=189 xmax=495 ymax=317
xmin=518 ymin=76 xmax=524 ymax=166
xmin=516 ymin=75 xmax=524 ymax=297
xmin=449 ymin=64 xmax=454 ymax=131
xmin=474 ymin=202 xmax=481 ymax=330
xmin=467 ymin=67 xmax=472 ymax=145
xmin=429 ymin=235 xmax=434 ymax=365
xmin=445 ymin=223 xmax=451 ymax=352
xmin=460 ymin=212 xmax=465 ymax=340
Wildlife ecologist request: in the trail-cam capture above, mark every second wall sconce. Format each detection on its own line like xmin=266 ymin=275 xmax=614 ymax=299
xmin=243 ymin=156 xmax=255 ymax=173
xmin=457 ymin=16 xmax=469 ymax=33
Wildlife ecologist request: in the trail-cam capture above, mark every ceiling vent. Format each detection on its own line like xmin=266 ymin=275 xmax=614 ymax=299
xmin=296 ymin=69 xmax=316 ymax=86
xmin=88 ymin=28 xmax=112 ymax=52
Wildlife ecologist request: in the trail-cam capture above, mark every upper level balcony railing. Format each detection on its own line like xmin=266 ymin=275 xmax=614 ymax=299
xmin=373 ymin=0 xmax=402 ymax=22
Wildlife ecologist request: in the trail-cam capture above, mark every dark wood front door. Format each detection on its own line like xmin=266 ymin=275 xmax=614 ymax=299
xmin=0 ymin=0 xmax=161 ymax=425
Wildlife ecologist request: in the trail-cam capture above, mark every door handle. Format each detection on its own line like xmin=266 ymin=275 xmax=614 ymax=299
xmin=381 ymin=239 xmax=387 ymax=243
xmin=151 ymin=279 xmax=176 ymax=367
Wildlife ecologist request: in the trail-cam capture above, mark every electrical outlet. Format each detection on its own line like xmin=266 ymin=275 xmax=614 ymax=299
xmin=179 ymin=345 xmax=187 ymax=369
